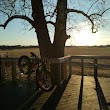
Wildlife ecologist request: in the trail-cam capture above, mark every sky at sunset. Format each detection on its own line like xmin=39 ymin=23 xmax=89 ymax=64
xmin=0 ymin=0 xmax=110 ymax=46
xmin=0 ymin=19 xmax=110 ymax=46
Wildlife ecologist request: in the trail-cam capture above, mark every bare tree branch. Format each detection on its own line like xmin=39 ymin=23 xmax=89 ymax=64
xmin=46 ymin=21 xmax=55 ymax=26
xmin=67 ymin=9 xmax=97 ymax=33
xmin=0 ymin=10 xmax=10 ymax=17
xmin=89 ymin=8 xmax=110 ymax=17
xmin=87 ymin=0 xmax=99 ymax=14
xmin=0 ymin=15 xmax=34 ymax=29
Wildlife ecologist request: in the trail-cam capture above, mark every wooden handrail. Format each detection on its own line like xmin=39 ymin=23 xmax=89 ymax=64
xmin=0 ymin=55 xmax=110 ymax=84
xmin=71 ymin=55 xmax=110 ymax=59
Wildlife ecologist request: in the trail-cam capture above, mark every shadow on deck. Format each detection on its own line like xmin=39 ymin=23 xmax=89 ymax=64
xmin=29 ymin=75 xmax=110 ymax=110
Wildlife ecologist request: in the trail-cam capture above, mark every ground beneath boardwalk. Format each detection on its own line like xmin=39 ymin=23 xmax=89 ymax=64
xmin=0 ymin=81 xmax=40 ymax=110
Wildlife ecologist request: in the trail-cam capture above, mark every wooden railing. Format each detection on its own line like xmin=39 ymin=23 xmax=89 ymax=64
xmin=49 ymin=55 xmax=110 ymax=84
xmin=0 ymin=55 xmax=110 ymax=85
xmin=0 ymin=58 xmax=18 ymax=82
xmin=71 ymin=55 xmax=110 ymax=77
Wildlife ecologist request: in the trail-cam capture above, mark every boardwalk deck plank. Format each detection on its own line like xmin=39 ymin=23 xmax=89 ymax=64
xmin=82 ymin=76 xmax=99 ymax=110
xmin=56 ymin=75 xmax=81 ymax=110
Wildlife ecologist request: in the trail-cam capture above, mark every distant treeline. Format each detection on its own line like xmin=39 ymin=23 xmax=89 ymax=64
xmin=67 ymin=45 xmax=110 ymax=48
xmin=0 ymin=45 xmax=110 ymax=50
xmin=0 ymin=45 xmax=39 ymax=50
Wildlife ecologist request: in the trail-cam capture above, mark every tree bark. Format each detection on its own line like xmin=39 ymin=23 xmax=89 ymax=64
xmin=31 ymin=0 xmax=67 ymax=59
xmin=31 ymin=0 xmax=53 ymax=58
xmin=53 ymin=0 xmax=67 ymax=57
xmin=31 ymin=0 xmax=67 ymax=84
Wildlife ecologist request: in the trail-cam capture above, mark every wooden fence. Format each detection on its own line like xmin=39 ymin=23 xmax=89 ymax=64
xmin=0 ymin=55 xmax=110 ymax=85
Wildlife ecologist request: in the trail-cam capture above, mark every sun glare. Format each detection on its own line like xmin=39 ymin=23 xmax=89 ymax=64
xmin=72 ymin=29 xmax=97 ymax=46
xmin=66 ymin=28 xmax=97 ymax=46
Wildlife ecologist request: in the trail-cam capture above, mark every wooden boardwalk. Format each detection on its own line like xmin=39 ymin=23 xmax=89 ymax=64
xmin=28 ymin=75 xmax=110 ymax=110
xmin=0 ymin=75 xmax=110 ymax=110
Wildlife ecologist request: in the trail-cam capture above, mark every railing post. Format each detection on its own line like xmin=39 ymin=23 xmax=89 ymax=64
xmin=69 ymin=57 xmax=72 ymax=76
xmin=58 ymin=63 xmax=61 ymax=86
xmin=63 ymin=62 xmax=67 ymax=79
xmin=50 ymin=61 xmax=61 ymax=86
xmin=1 ymin=59 xmax=5 ymax=81
xmin=94 ymin=59 xmax=98 ymax=89
xmin=0 ymin=55 xmax=1 ymax=81
xmin=94 ymin=59 xmax=98 ymax=80
xmin=12 ymin=59 xmax=17 ymax=83
xmin=81 ymin=59 xmax=84 ymax=76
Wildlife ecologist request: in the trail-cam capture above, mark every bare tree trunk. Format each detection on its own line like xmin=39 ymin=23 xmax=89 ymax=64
xmin=31 ymin=0 xmax=52 ymax=58
xmin=31 ymin=0 xmax=67 ymax=84
xmin=31 ymin=0 xmax=67 ymax=59
xmin=50 ymin=0 xmax=67 ymax=84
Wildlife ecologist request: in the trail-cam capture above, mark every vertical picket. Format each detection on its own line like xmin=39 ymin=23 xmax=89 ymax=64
xmin=12 ymin=59 xmax=17 ymax=83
